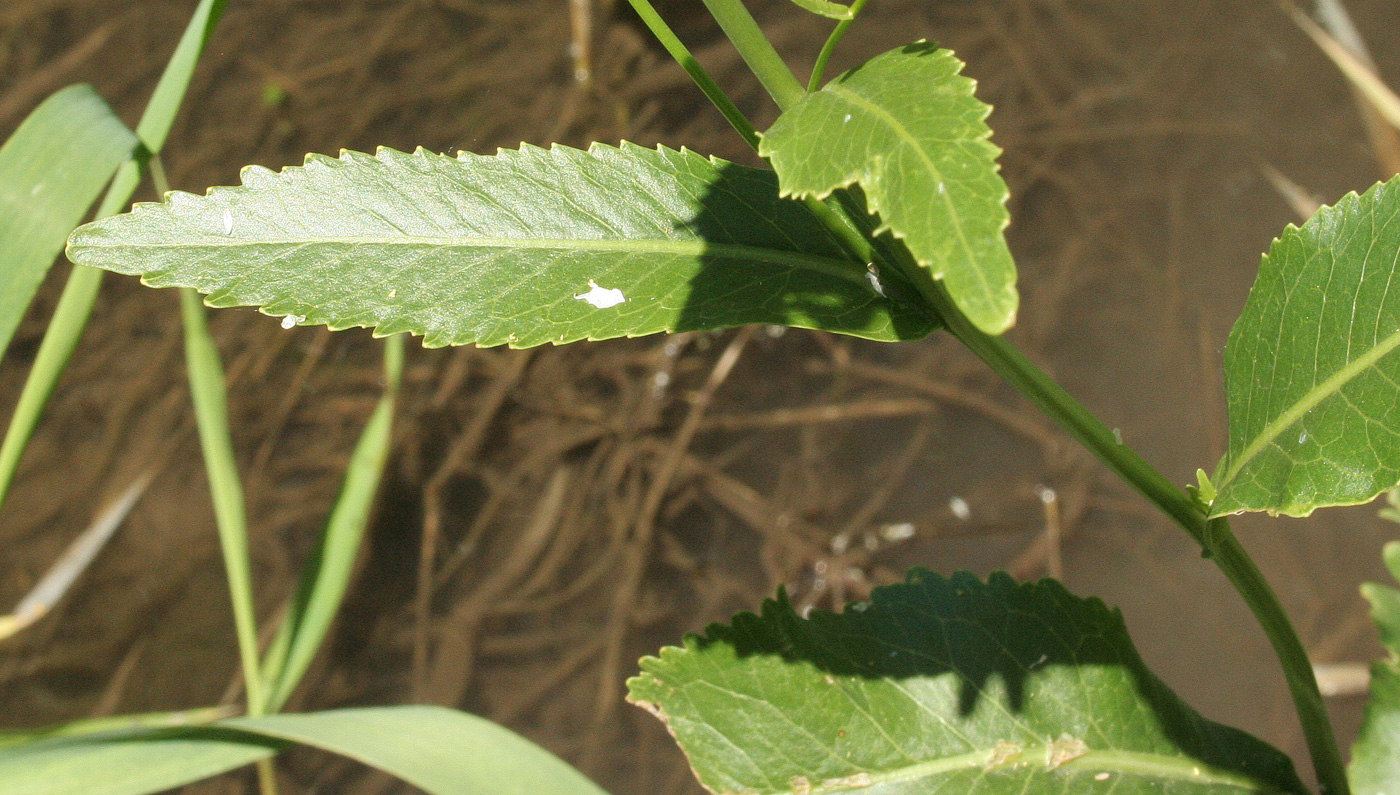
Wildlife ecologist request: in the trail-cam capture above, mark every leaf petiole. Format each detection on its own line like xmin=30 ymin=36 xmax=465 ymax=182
xmin=807 ymin=0 xmax=871 ymax=91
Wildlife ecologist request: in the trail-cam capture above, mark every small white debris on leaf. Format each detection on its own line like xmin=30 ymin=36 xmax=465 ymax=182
xmin=222 ymin=209 xmax=233 ymax=235
xmin=574 ymin=280 xmax=626 ymax=309
xmin=281 ymin=314 xmax=305 ymax=330
xmin=984 ymin=741 xmax=1023 ymax=770
xmin=1046 ymin=734 xmax=1089 ymax=769
xmin=820 ymin=773 xmax=871 ymax=789
xmin=1094 ymin=772 xmax=1111 ymax=781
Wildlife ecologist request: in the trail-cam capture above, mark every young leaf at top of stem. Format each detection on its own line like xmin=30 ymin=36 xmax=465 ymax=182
xmin=759 ymin=41 xmax=1019 ymax=335
xmin=66 ymin=143 xmax=936 ymax=348
xmin=785 ymin=0 xmax=855 ymax=21
xmin=628 ymin=569 xmax=1304 ymax=795
xmin=1211 ymin=175 xmax=1400 ymax=518
xmin=1348 ymin=542 xmax=1400 ymax=793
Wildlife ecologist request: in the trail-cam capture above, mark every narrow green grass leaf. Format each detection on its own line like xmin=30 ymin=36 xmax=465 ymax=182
xmin=0 ymin=705 xmax=607 ymax=795
xmin=261 ymin=334 xmax=403 ymax=712
xmin=0 ymin=0 xmax=228 ymax=515
xmin=759 ymin=42 xmax=1018 ymax=334
xmin=180 ymin=288 xmax=264 ymax=713
xmin=1349 ymin=542 xmax=1400 ymax=793
xmin=0 ymin=730 xmax=280 ymax=795
xmin=223 ymin=707 xmax=608 ymax=795
xmin=66 ymin=143 xmax=937 ymax=347
xmin=0 ymin=84 xmax=136 ymax=360
xmin=1212 ymin=175 xmax=1400 ymax=517
xmin=628 ymin=570 xmax=1305 ymax=795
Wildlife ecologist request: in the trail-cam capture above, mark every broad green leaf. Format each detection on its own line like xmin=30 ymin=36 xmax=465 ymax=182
xmin=1350 ymin=542 xmax=1400 ymax=793
xmin=1212 ymin=175 xmax=1400 ymax=517
xmin=628 ymin=570 xmax=1305 ymax=795
xmin=0 ymin=83 xmax=137 ymax=360
xmin=66 ymin=143 xmax=937 ymax=347
xmin=758 ymin=42 xmax=1018 ymax=335
xmin=0 ymin=705 xmax=607 ymax=795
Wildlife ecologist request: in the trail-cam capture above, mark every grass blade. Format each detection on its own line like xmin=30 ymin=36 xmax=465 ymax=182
xmin=0 ymin=83 xmax=136 ymax=360
xmin=0 ymin=705 xmax=608 ymax=795
xmin=0 ymin=0 xmax=229 ymax=515
xmin=261 ymin=334 xmax=404 ymax=712
xmin=180 ymin=288 xmax=263 ymax=714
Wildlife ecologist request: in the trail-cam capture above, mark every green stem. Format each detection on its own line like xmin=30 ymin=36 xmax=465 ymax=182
xmin=623 ymin=0 xmax=760 ymax=149
xmin=649 ymin=7 xmax=1346 ymax=790
xmin=1204 ymin=518 xmax=1348 ymax=795
xmin=924 ymin=282 xmax=1205 ymax=541
xmin=180 ymin=288 xmax=265 ymax=716
xmin=930 ymin=279 xmax=1347 ymax=794
xmin=699 ymin=0 xmax=806 ymax=110
xmin=807 ymin=0 xmax=870 ymax=91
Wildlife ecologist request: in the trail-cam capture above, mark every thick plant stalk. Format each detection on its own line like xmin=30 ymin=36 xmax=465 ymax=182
xmin=699 ymin=0 xmax=806 ymax=109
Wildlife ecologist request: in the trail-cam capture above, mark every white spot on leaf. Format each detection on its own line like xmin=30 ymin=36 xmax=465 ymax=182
xmin=281 ymin=314 xmax=304 ymax=329
xmin=222 ymin=209 xmax=233 ymax=235
xmin=843 ymin=113 xmax=852 ymax=122
xmin=574 ymin=280 xmax=626 ymax=308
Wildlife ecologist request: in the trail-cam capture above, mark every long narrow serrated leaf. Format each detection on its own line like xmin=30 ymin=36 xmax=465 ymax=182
xmin=628 ymin=570 xmax=1305 ymax=795
xmin=1349 ymin=542 xmax=1400 ymax=793
xmin=66 ymin=143 xmax=936 ymax=347
xmin=1212 ymin=175 xmax=1400 ymax=517
xmin=759 ymin=42 xmax=1018 ymax=334
xmin=0 ymin=83 xmax=136 ymax=360
xmin=0 ymin=705 xmax=607 ymax=795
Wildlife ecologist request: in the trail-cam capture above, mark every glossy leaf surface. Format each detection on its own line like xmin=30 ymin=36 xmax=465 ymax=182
xmin=759 ymin=42 xmax=1017 ymax=334
xmin=628 ymin=570 xmax=1304 ymax=795
xmin=1213 ymin=176 xmax=1400 ymax=517
xmin=66 ymin=143 xmax=936 ymax=348
xmin=0 ymin=83 xmax=136 ymax=359
xmin=0 ymin=705 xmax=606 ymax=795
xmin=1350 ymin=541 xmax=1400 ymax=793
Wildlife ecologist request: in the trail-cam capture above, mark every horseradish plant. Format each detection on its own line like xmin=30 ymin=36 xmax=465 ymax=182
xmin=57 ymin=0 xmax=1400 ymax=793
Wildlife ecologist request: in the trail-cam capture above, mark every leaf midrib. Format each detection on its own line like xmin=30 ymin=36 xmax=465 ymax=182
xmin=777 ymin=745 xmax=1274 ymax=794
xmin=1216 ymin=322 xmax=1400 ymax=502
xmin=73 ymin=236 xmax=871 ymax=289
